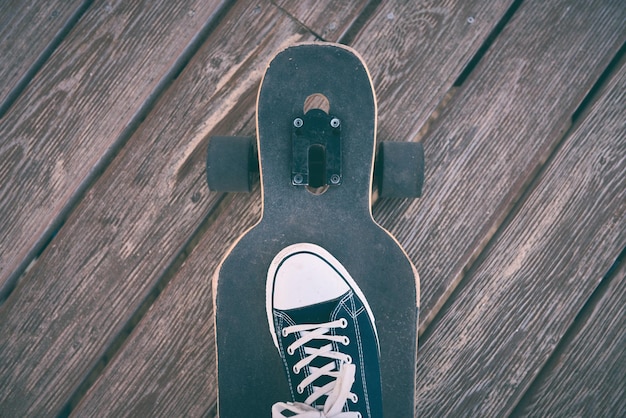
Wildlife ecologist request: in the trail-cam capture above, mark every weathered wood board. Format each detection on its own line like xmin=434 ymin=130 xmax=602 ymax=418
xmin=273 ymin=0 xmax=369 ymax=41
xmin=0 ymin=0 xmax=87 ymax=109
xmin=415 ymin=52 xmax=626 ymax=416
xmin=72 ymin=193 xmax=260 ymax=416
xmin=0 ymin=0 xmax=229 ymax=296
xmin=371 ymin=0 xmax=626 ymax=332
xmin=514 ymin=257 xmax=626 ymax=417
xmin=353 ymin=0 xmax=515 ymax=145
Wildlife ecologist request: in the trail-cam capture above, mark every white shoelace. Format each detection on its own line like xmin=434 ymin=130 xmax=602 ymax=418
xmin=272 ymin=319 xmax=361 ymax=418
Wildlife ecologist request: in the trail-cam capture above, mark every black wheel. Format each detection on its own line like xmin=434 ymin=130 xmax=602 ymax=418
xmin=375 ymin=141 xmax=425 ymax=198
xmin=206 ymin=136 xmax=257 ymax=192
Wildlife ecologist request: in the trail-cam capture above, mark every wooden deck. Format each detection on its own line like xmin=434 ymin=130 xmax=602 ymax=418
xmin=1 ymin=1 xmax=624 ymax=416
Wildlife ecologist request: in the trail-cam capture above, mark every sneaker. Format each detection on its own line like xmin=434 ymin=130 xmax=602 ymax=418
xmin=266 ymin=243 xmax=383 ymax=418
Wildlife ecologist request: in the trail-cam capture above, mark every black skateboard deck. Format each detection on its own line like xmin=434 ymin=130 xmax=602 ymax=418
xmin=211 ymin=42 xmax=420 ymax=417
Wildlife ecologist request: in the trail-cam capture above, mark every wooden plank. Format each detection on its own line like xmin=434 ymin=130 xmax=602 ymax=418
xmin=0 ymin=0 xmax=228 ymax=295
xmin=73 ymin=194 xmax=261 ymax=416
xmin=0 ymin=0 xmax=87 ymax=108
xmin=0 ymin=0 xmax=241 ymax=414
xmin=415 ymin=55 xmax=626 ymax=416
xmin=368 ymin=0 xmax=626 ymax=332
xmin=0 ymin=1 xmax=370 ymax=415
xmin=514 ymin=258 xmax=626 ymax=417
xmin=273 ymin=0 xmax=369 ymax=41
xmin=353 ymin=0 xmax=515 ymax=142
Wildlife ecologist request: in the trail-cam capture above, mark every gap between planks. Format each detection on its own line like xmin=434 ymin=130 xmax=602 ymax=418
xmin=421 ymin=38 xmax=626 ymax=340
xmin=510 ymin=247 xmax=626 ymax=416
xmin=0 ymin=0 xmax=92 ymax=117
xmin=0 ymin=0 xmax=238 ymax=304
xmin=415 ymin=40 xmax=626 ymax=415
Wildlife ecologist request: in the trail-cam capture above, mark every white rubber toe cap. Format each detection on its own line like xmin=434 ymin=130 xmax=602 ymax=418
xmin=271 ymin=249 xmax=350 ymax=310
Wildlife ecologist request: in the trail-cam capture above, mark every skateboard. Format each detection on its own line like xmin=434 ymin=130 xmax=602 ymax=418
xmin=206 ymin=42 xmax=423 ymax=417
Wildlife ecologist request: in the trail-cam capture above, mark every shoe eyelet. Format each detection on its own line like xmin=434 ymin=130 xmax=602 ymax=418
xmin=282 ymin=328 xmax=288 ymax=337
xmin=287 ymin=346 xmax=294 ymax=355
xmin=293 ymin=365 xmax=300 ymax=374
xmin=340 ymin=318 xmax=348 ymax=328
xmin=297 ymin=385 xmax=304 ymax=394
xmin=345 ymin=355 xmax=352 ymax=364
xmin=350 ymin=393 xmax=359 ymax=403
xmin=342 ymin=336 xmax=350 ymax=345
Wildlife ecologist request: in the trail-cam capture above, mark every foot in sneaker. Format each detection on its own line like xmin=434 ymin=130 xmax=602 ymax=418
xmin=266 ymin=243 xmax=382 ymax=418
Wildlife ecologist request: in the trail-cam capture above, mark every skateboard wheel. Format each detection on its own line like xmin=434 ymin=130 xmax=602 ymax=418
xmin=375 ymin=141 xmax=424 ymax=198
xmin=206 ymin=136 xmax=257 ymax=192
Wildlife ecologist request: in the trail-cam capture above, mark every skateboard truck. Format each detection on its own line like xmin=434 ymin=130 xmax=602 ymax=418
xmin=206 ymin=133 xmax=425 ymax=198
xmin=291 ymin=109 xmax=342 ymax=188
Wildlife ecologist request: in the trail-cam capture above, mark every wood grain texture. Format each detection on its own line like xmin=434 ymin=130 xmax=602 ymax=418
xmin=353 ymin=0 xmax=514 ymax=143
xmin=0 ymin=0 xmax=228 ymax=294
xmin=72 ymin=193 xmax=261 ymax=417
xmin=369 ymin=0 xmax=626 ymax=332
xmin=415 ymin=55 xmax=626 ymax=416
xmin=0 ymin=1 xmax=373 ymax=415
xmin=0 ymin=0 xmax=262 ymax=415
xmin=514 ymin=258 xmax=626 ymax=417
xmin=0 ymin=0 xmax=86 ymax=106
xmin=272 ymin=0 xmax=369 ymax=41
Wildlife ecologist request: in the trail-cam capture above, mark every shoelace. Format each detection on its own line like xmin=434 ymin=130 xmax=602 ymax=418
xmin=272 ymin=319 xmax=361 ymax=418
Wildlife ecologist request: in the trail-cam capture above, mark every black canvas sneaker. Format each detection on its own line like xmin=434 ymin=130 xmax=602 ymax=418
xmin=266 ymin=243 xmax=383 ymax=418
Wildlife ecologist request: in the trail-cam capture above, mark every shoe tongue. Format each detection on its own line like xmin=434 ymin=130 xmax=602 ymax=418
xmin=284 ymin=293 xmax=348 ymax=408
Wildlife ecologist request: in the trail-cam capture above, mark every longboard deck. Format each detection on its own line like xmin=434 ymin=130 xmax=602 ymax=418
xmin=213 ymin=43 xmax=419 ymax=417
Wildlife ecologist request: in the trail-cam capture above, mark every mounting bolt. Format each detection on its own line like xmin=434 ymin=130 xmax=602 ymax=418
xmin=293 ymin=174 xmax=304 ymax=184
xmin=293 ymin=118 xmax=303 ymax=128
xmin=330 ymin=174 xmax=341 ymax=185
xmin=330 ymin=118 xmax=340 ymax=128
